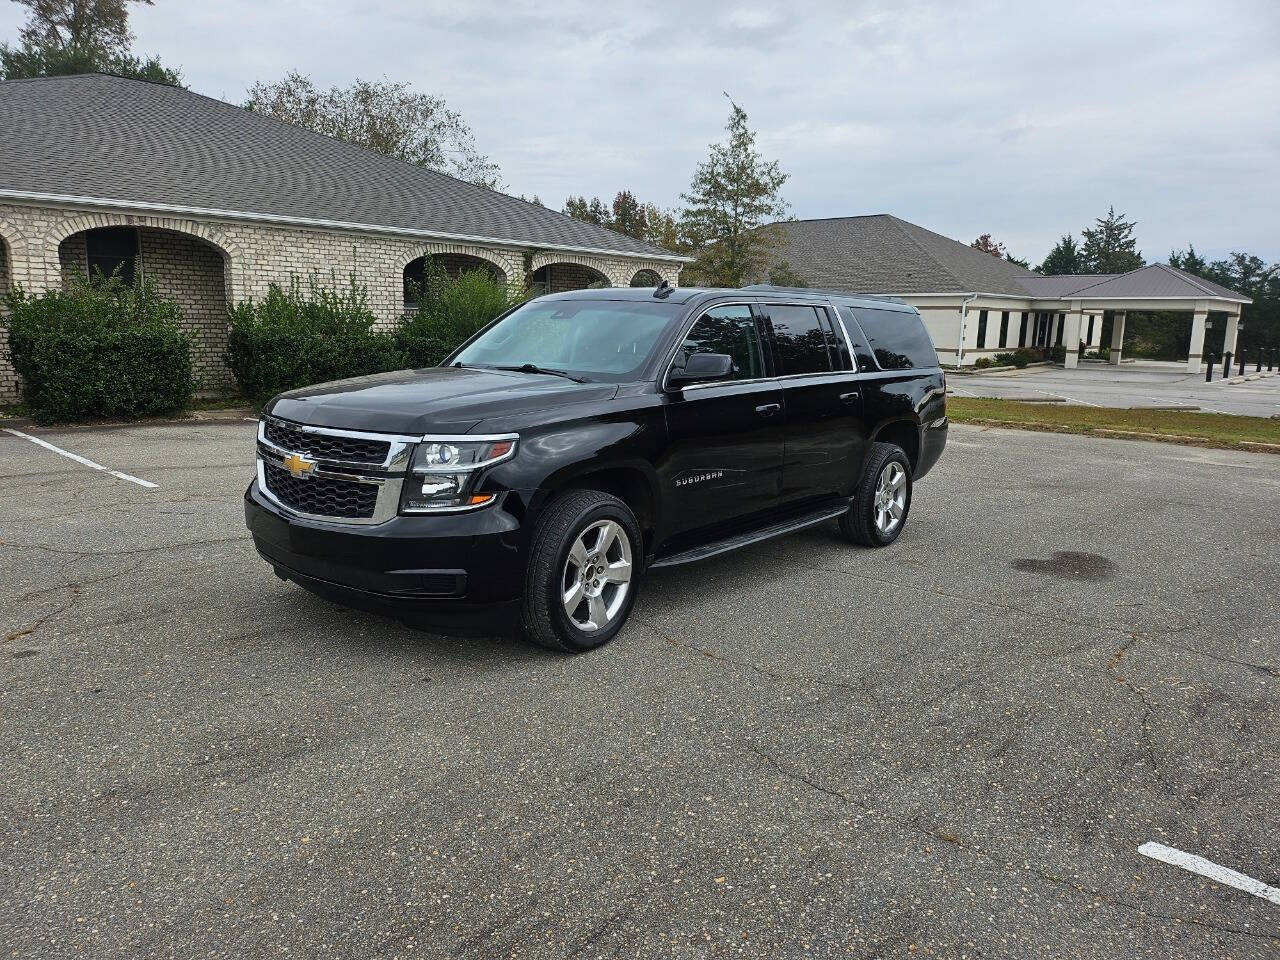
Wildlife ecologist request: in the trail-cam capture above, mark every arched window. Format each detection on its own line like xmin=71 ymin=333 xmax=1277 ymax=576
xmin=630 ymin=269 xmax=661 ymax=288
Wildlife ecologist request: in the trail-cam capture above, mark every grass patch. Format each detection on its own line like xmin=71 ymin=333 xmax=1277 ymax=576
xmin=947 ymin=396 xmax=1280 ymax=451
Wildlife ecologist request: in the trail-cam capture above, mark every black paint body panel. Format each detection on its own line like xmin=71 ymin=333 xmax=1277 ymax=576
xmin=248 ymin=288 xmax=948 ymax=627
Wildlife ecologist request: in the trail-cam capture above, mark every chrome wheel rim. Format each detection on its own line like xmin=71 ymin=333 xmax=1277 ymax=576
xmin=873 ymin=462 xmax=907 ymax=535
xmin=562 ymin=519 xmax=633 ymax=632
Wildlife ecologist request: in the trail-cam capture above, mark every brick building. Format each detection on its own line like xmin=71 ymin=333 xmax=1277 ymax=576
xmin=0 ymin=74 xmax=687 ymax=401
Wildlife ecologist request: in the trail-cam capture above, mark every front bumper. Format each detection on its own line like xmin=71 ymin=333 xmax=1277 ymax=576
xmin=244 ymin=480 xmax=531 ymax=632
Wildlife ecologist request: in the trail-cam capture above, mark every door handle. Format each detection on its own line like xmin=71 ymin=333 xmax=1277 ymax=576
xmin=839 ymin=391 xmax=860 ymax=404
xmin=755 ymin=403 xmax=781 ymax=417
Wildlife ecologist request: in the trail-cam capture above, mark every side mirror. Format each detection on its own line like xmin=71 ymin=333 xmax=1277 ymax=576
xmin=669 ymin=352 xmax=734 ymax=387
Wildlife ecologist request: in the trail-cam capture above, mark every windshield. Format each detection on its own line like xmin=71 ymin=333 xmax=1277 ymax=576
xmin=451 ymin=299 xmax=680 ymax=382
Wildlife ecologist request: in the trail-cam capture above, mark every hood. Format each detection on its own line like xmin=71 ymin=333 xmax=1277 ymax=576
xmin=266 ymin=366 xmax=620 ymax=435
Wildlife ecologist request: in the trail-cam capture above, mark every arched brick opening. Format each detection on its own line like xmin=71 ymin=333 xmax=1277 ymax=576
xmin=630 ymin=268 xmax=661 ymax=288
xmin=57 ymin=225 xmax=234 ymax=393
xmin=529 ymin=261 xmax=610 ymax=296
xmin=0 ymin=232 xmax=13 ymax=402
xmin=403 ymin=252 xmax=508 ymax=311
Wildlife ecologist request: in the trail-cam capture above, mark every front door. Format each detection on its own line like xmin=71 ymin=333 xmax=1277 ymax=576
xmin=761 ymin=302 xmax=868 ymax=504
xmin=659 ymin=303 xmax=784 ymax=543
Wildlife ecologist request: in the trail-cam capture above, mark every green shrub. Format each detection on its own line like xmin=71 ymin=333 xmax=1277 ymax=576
xmin=973 ymin=356 xmax=994 ymax=369
xmin=993 ymin=351 xmax=1030 ymax=369
xmin=226 ymin=276 xmax=406 ymax=401
xmin=397 ymin=263 xmax=524 ymax=367
xmin=5 ymin=276 xmax=194 ymax=422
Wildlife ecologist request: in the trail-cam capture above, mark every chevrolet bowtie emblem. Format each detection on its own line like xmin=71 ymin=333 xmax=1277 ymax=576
xmin=282 ymin=452 xmax=317 ymax=478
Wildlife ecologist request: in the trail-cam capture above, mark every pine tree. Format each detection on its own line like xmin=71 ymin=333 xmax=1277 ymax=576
xmin=1038 ymin=235 xmax=1083 ymax=275
xmin=1080 ymin=206 xmax=1144 ymax=274
xmin=679 ymin=100 xmax=789 ymax=287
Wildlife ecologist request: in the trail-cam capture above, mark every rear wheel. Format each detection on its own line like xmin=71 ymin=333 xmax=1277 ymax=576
xmin=840 ymin=442 xmax=912 ymax=547
xmin=521 ymin=490 xmax=641 ymax=652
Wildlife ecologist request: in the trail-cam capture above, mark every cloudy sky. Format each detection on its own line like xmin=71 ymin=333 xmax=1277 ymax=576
xmin=4 ymin=0 xmax=1277 ymax=264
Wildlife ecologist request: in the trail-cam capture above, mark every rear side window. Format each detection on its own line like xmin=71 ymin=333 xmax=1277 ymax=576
xmin=848 ymin=307 xmax=938 ymax=370
xmin=767 ymin=305 xmax=833 ymax=376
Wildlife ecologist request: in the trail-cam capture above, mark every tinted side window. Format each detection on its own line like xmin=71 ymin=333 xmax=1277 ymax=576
xmin=678 ymin=304 xmax=764 ymax=381
xmin=768 ymin=305 xmax=832 ymax=376
xmin=850 ymin=307 xmax=938 ymax=370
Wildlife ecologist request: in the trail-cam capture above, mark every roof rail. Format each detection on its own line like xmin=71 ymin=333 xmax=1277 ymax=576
xmin=741 ymin=283 xmax=906 ymax=304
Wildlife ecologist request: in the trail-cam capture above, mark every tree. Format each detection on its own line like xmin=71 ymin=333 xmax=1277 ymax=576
xmin=1005 ymin=251 xmax=1030 ymax=269
xmin=1 ymin=0 xmax=181 ymax=84
xmin=563 ymin=195 xmax=610 ymax=226
xmin=16 ymin=0 xmax=148 ymax=56
xmin=970 ymin=234 xmax=1005 ymax=258
xmin=1038 ymin=235 xmax=1083 ymax=275
xmin=244 ymin=72 xmax=502 ymax=189
xmin=563 ymin=192 xmax=682 ymax=252
xmin=767 ymin=260 xmax=809 ymax=287
xmin=1168 ymin=244 xmax=1208 ymax=276
xmin=610 ymin=191 xmax=647 ymax=241
xmin=1080 ymin=206 xmax=1144 ymax=274
xmin=679 ymin=99 xmax=789 ymax=287
xmin=642 ymin=204 xmax=680 ymax=251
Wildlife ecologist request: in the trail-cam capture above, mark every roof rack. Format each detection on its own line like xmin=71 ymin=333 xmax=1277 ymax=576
xmin=741 ymin=284 xmax=906 ymax=304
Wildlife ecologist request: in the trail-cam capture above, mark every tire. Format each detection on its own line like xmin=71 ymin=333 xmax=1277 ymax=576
xmin=521 ymin=489 xmax=642 ymax=652
xmin=839 ymin=442 xmax=913 ymax=547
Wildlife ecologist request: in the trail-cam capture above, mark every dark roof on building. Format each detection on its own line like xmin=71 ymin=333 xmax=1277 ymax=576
xmin=762 ymin=215 xmax=1040 ymax=296
xmin=1033 ymin=264 xmax=1249 ymax=302
xmin=763 ymin=216 xmax=1250 ymax=303
xmin=0 ymin=74 xmax=683 ymax=261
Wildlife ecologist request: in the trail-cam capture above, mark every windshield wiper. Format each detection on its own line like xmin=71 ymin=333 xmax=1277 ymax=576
xmin=491 ymin=363 xmax=590 ymax=383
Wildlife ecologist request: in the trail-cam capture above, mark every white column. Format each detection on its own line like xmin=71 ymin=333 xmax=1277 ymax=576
xmin=1063 ymin=311 xmax=1083 ymax=368
xmin=1223 ymin=311 xmax=1240 ymax=358
xmin=1186 ymin=304 xmax=1208 ymax=373
xmin=1109 ymin=311 xmax=1126 ymax=364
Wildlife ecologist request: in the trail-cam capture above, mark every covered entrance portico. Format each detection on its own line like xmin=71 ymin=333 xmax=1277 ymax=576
xmin=1023 ymin=265 xmax=1251 ymax=372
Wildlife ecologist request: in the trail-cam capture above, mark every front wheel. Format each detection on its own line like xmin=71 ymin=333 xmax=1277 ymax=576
xmin=521 ymin=490 xmax=642 ymax=652
xmin=840 ymin=442 xmax=913 ymax=547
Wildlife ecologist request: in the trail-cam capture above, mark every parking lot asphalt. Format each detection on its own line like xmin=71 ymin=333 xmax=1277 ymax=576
xmin=2 ymin=419 xmax=1278 ymax=959
xmin=950 ymin=360 xmax=1280 ymax=417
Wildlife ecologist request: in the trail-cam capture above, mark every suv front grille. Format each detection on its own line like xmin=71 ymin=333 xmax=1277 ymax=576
xmin=263 ymin=462 xmax=379 ymax=520
xmin=263 ymin=418 xmax=391 ymax=465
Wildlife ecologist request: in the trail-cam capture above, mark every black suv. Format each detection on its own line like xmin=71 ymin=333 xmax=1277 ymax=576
xmin=244 ymin=285 xmax=947 ymax=651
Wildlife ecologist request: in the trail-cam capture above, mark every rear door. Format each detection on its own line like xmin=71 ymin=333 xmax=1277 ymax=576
xmin=659 ymin=303 xmax=785 ymax=541
xmin=761 ymin=302 xmax=869 ymax=504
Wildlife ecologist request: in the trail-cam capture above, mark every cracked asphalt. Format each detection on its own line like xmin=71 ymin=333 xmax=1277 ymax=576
xmin=1 ymin=419 xmax=1278 ymax=958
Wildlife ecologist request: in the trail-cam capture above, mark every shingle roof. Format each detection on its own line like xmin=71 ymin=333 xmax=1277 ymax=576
xmin=1046 ymin=264 xmax=1249 ymax=301
xmin=762 ymin=216 xmax=1250 ymax=304
xmin=761 ymin=215 xmax=1040 ymax=296
xmin=0 ymin=73 xmax=682 ymax=261
xmin=1019 ymin=275 xmax=1120 ymax=298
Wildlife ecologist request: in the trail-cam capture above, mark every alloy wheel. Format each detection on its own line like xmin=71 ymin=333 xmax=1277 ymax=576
xmin=873 ymin=461 xmax=907 ymax=536
xmin=561 ymin=519 xmax=633 ymax=631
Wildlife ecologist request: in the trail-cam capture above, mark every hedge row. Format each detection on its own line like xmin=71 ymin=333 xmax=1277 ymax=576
xmin=5 ymin=277 xmax=194 ymax=422
xmin=2 ymin=268 xmax=522 ymax=421
xmin=226 ymin=267 xmax=521 ymax=401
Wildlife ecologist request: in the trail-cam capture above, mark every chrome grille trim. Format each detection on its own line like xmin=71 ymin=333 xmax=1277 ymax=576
xmin=254 ymin=415 xmax=415 ymax=526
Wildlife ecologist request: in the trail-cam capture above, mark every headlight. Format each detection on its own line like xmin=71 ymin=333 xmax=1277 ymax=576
xmin=400 ymin=435 xmax=517 ymax=513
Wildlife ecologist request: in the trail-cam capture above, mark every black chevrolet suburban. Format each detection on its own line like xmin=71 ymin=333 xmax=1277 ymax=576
xmin=244 ymin=284 xmax=947 ymax=651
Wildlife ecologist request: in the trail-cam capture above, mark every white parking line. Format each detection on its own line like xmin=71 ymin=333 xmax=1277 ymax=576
xmin=3 ymin=427 xmax=158 ymax=488
xmin=1139 ymin=841 xmax=1280 ymax=906
xmin=1040 ymin=389 xmax=1100 ymax=407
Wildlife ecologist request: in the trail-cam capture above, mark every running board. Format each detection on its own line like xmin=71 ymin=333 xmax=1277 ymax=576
xmin=648 ymin=502 xmax=850 ymax=569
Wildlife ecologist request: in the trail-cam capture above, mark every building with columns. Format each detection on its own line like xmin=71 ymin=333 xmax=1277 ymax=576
xmin=0 ymin=74 xmax=687 ymax=402
xmin=759 ymin=216 xmax=1250 ymax=370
